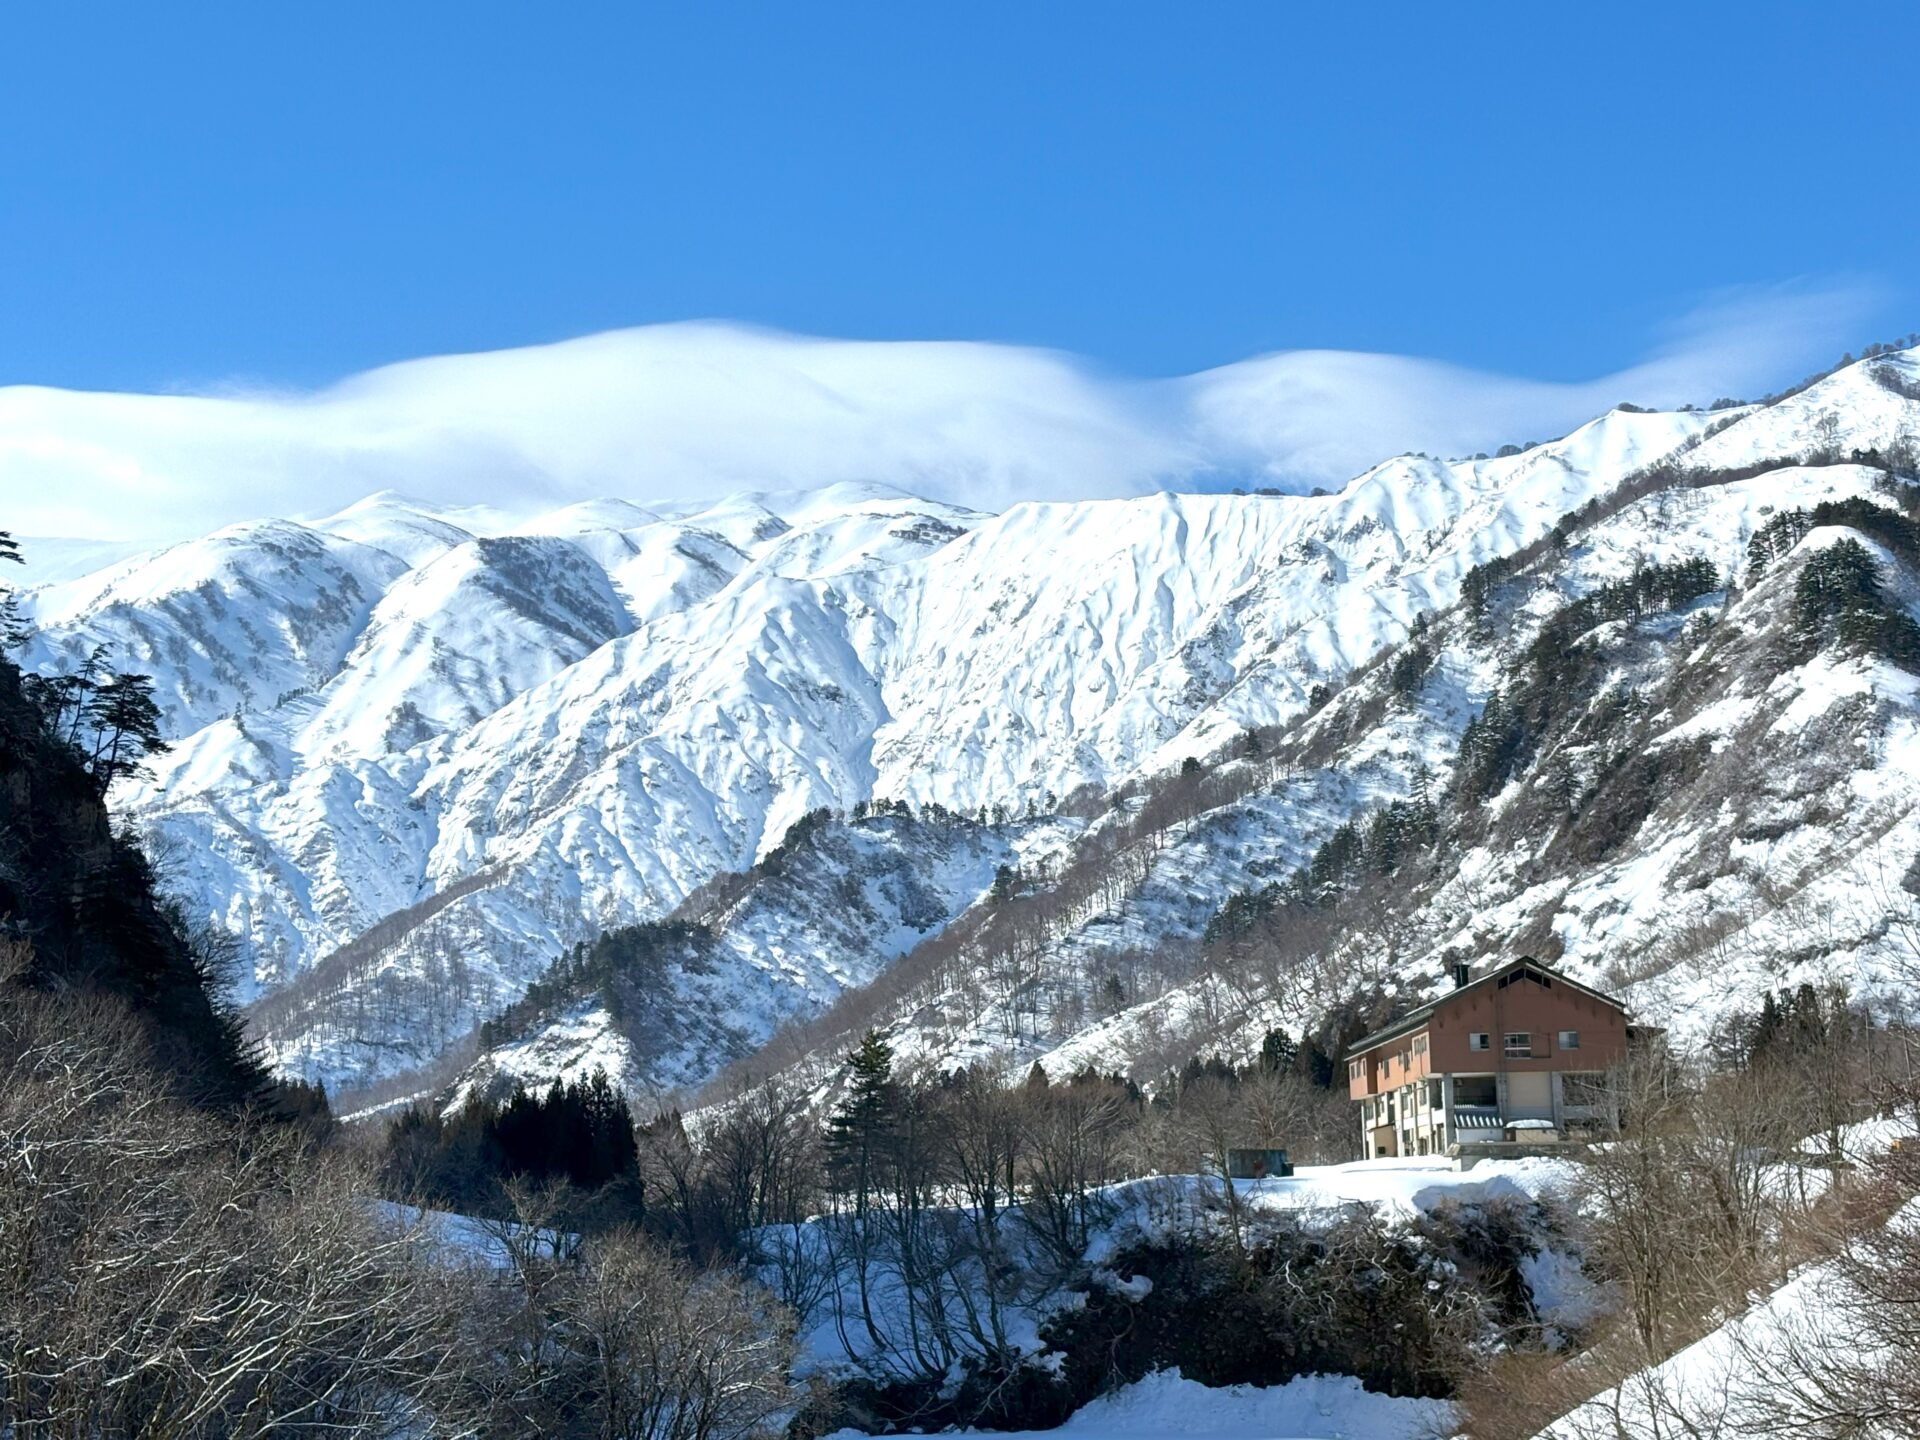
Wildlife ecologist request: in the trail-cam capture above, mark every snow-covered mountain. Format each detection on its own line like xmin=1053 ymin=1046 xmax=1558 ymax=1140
xmin=14 ymin=347 xmax=1920 ymax=1099
xmin=573 ymin=348 xmax=1918 ymax=1115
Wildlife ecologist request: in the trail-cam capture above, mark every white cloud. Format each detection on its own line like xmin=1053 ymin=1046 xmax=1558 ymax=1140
xmin=0 ymin=282 xmax=1883 ymax=544
xmin=1183 ymin=281 xmax=1888 ymax=486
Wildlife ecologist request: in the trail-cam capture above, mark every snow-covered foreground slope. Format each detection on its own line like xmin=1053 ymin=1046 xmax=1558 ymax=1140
xmin=1536 ymin=1175 xmax=1919 ymax=1439
xmin=1539 ymin=1262 xmax=1850 ymax=1439
xmin=15 ymin=398 xmax=1741 ymax=1092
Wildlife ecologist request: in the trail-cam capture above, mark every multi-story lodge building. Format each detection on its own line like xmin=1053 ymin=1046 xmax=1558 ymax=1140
xmin=1344 ymin=957 xmax=1636 ymax=1160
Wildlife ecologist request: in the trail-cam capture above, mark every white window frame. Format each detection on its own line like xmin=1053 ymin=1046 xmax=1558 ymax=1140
xmin=1469 ymin=1032 xmax=1490 ymax=1051
xmin=1504 ymin=1031 xmax=1532 ymax=1058
xmin=1558 ymin=1029 xmax=1581 ymax=1050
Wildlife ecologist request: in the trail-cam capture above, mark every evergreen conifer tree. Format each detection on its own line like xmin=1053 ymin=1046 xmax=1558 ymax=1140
xmin=1258 ymin=1027 xmax=1298 ymax=1075
xmin=85 ymin=671 xmax=170 ymax=787
xmin=1294 ymin=1035 xmax=1335 ymax=1088
xmin=1751 ymin=991 xmax=1784 ymax=1062
xmin=0 ymin=531 xmax=25 ymax=655
xmin=0 ymin=590 xmax=27 ymax=655
xmin=825 ymin=1029 xmax=899 ymax=1216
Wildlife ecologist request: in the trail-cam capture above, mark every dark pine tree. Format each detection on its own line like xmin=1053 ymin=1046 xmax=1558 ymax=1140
xmin=85 ymin=671 xmax=170 ymax=787
xmin=0 ymin=531 xmax=27 ymax=656
xmin=1258 ymin=1028 xmax=1299 ymax=1076
xmin=1750 ymin=990 xmax=1784 ymax=1063
xmin=825 ymin=1029 xmax=901 ymax=1216
xmin=1293 ymin=1035 xmax=1336 ymax=1089
xmin=0 ymin=590 xmax=28 ymax=655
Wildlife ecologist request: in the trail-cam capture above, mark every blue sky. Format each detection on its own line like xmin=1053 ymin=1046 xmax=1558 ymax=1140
xmin=2 ymin=3 xmax=1914 ymax=396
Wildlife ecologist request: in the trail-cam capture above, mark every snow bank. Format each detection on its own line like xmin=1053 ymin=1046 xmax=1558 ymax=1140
xmin=823 ymin=1369 xmax=1452 ymax=1440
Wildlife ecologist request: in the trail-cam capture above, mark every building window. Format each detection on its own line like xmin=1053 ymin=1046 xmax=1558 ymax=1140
xmin=1504 ymin=1032 xmax=1532 ymax=1058
xmin=1469 ymin=1032 xmax=1490 ymax=1051
xmin=1558 ymin=1029 xmax=1580 ymax=1050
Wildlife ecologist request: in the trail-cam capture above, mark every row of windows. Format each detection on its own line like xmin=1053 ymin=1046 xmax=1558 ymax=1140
xmin=1356 ymin=1029 xmax=1584 ymax=1078
xmin=1467 ymin=1029 xmax=1580 ymax=1056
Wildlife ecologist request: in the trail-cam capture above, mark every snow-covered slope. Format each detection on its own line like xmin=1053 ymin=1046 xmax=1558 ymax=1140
xmin=22 ymin=520 xmax=410 ymax=736
xmin=296 ymin=535 xmax=635 ymax=758
xmin=851 ymin=455 xmax=1920 ymax=1092
xmin=1535 ymin=1130 xmax=1916 ymax=1440
xmin=428 ymin=810 xmax=1050 ymax=1106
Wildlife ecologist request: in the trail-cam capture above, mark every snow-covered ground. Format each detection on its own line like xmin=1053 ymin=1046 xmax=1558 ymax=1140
xmin=1235 ymin=1155 xmax=1577 ymax=1219
xmin=824 ymin=1368 xmax=1453 ymax=1440
xmin=1535 ymin=1202 xmax=1914 ymax=1439
xmin=370 ymin=1200 xmax=572 ymax=1271
xmin=1536 ymin=1117 xmax=1918 ymax=1439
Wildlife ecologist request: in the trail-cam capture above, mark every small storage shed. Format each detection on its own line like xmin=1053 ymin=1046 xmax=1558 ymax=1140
xmin=1226 ymin=1147 xmax=1293 ymax=1179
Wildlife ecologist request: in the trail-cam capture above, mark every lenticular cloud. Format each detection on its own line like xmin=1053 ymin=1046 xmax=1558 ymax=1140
xmin=0 ymin=282 xmax=1875 ymax=543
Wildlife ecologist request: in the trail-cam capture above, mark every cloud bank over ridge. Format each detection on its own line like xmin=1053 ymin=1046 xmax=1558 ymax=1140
xmin=0 ymin=282 xmax=1878 ymax=544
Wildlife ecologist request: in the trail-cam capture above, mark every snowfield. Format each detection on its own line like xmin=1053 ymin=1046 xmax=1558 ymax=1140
xmin=1229 ymin=1155 xmax=1578 ymax=1221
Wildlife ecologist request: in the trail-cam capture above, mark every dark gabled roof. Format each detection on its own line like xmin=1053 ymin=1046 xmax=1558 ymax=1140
xmin=1343 ymin=957 xmax=1630 ymax=1060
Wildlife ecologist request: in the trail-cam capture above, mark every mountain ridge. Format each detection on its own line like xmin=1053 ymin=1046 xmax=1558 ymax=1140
xmin=10 ymin=347 xmax=1919 ymax=1100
